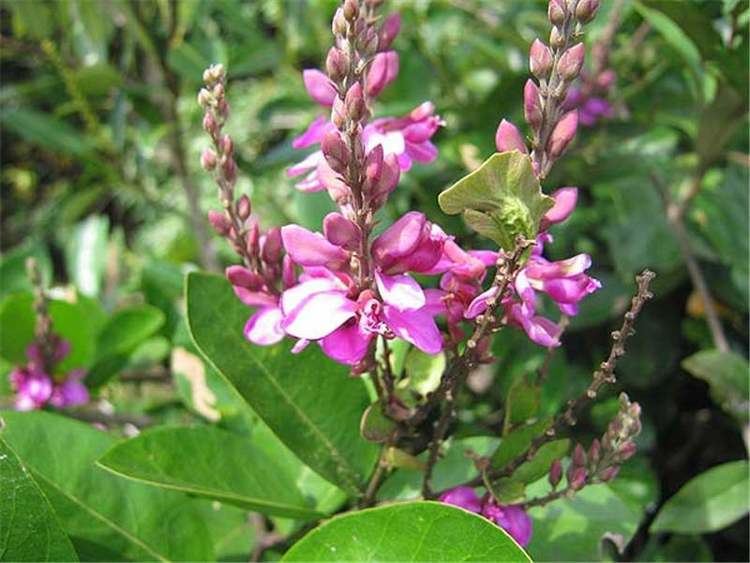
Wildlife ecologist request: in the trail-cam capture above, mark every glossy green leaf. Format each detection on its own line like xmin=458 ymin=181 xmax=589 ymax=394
xmin=438 ymin=152 xmax=553 ymax=249
xmin=360 ymin=401 xmax=398 ymax=444
xmin=512 ymin=439 xmax=569 ymax=485
xmin=186 ymin=272 xmax=378 ymax=496
xmin=0 ymin=411 xmax=214 ymax=562
xmin=682 ymin=349 xmax=749 ymax=424
xmin=403 ymin=348 xmax=445 ymax=396
xmin=505 ymin=379 xmax=541 ymax=427
xmin=491 ymin=418 xmax=550 ymax=469
xmin=0 ymin=436 xmax=78 ymax=562
xmin=527 ymin=482 xmax=642 ymax=561
xmin=651 ymin=460 xmax=749 ymax=533
xmin=282 ymin=501 xmax=530 ymax=561
xmin=98 ymin=425 xmax=324 ymax=519
xmin=65 ymin=215 xmax=109 ymax=298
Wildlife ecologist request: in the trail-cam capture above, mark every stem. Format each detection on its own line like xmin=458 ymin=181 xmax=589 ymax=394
xmin=360 ymin=446 xmax=390 ymax=508
xmin=465 ymin=270 xmax=655 ymax=487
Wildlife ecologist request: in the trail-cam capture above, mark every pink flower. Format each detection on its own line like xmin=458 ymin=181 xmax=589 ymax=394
xmin=49 ymin=369 xmax=89 ymax=408
xmin=438 ymin=487 xmax=533 ymax=547
xmin=10 ymin=366 xmax=53 ymax=411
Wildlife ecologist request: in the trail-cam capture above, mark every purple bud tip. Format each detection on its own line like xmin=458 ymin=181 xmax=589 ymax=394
xmin=547 ymin=110 xmax=578 ymax=158
xmin=569 ymin=467 xmax=588 ymax=490
xmin=549 ymin=459 xmax=563 ymax=487
xmin=262 ymin=227 xmax=283 ymax=263
xmin=237 ymin=194 xmax=252 ymax=221
xmin=379 ymin=13 xmax=401 ymax=50
xmin=495 ymin=119 xmax=528 ymax=154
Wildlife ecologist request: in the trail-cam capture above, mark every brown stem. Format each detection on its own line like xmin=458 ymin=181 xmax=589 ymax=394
xmin=360 ymin=448 xmax=390 ymax=508
xmin=465 ymin=270 xmax=655 ymax=487
xmin=62 ymin=407 xmax=154 ymax=428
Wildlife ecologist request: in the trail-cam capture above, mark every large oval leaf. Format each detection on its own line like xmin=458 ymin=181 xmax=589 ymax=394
xmin=282 ymin=501 xmax=530 ymax=561
xmin=98 ymin=425 xmax=326 ymax=519
xmin=651 ymin=460 xmax=749 ymax=534
xmin=0 ymin=411 xmax=213 ymax=562
xmin=0 ymin=436 xmax=78 ymax=562
xmin=186 ymin=272 xmax=378 ymax=496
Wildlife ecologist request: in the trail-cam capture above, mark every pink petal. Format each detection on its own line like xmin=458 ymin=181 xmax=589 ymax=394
xmin=383 ymin=306 xmax=442 ymax=354
xmin=233 ymin=287 xmax=278 ymax=308
xmin=281 ymin=225 xmax=348 ymax=267
xmin=542 ymin=187 xmax=578 ymax=228
xmin=292 ymin=116 xmax=331 ymax=149
xmin=465 ymin=286 xmax=499 ymax=319
xmin=281 ymin=290 xmax=357 ymax=340
xmin=376 ymin=271 xmax=425 ymax=311
xmin=406 ymin=140 xmax=438 ymax=164
xmin=319 ymin=323 xmax=373 ymax=365
xmin=244 ymin=307 xmax=285 ymax=345
xmin=280 ymin=277 xmax=344 ymax=314
xmin=303 ymin=69 xmax=337 ymax=107
xmin=371 ymin=211 xmax=426 ymax=267
xmin=287 ymin=151 xmax=323 ymax=178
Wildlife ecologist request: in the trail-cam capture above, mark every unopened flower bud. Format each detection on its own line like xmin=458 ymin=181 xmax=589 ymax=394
xmin=572 ymin=443 xmax=587 ymax=468
xmin=246 ymin=222 xmax=260 ymax=256
xmin=599 ymin=465 xmax=620 ymax=482
xmin=202 ymin=63 xmax=225 ymax=85
xmin=568 ymin=467 xmax=587 ymax=490
xmin=529 ymin=39 xmax=553 ymax=79
xmin=360 ymin=27 xmax=379 ymax=56
xmin=326 ymin=47 xmax=348 ymax=83
xmin=236 ymin=194 xmax=251 ymax=221
xmin=221 ymin=135 xmax=234 ymax=156
xmin=558 ymin=43 xmax=585 ymax=81
xmin=212 ymin=82 xmax=225 ymax=100
xmin=343 ymin=0 xmax=359 ymax=21
xmin=549 ymin=26 xmax=565 ymax=49
xmin=332 ymin=8 xmax=348 ymax=36
xmin=208 ymin=210 xmax=230 ymax=236
xmin=201 ymin=148 xmax=217 ymax=171
xmin=344 ymin=83 xmax=366 ymax=122
xmin=262 ymin=227 xmax=283 ymax=263
xmin=523 ymin=80 xmax=543 ymax=130
xmin=225 ymin=265 xmax=256 ymax=289
xmin=371 ymin=153 xmax=400 ymax=208
xmin=197 ymin=88 xmax=211 ymax=108
xmin=549 ymin=459 xmax=563 ymax=488
xmin=546 ymin=110 xmax=578 ymax=158
xmin=362 ymin=145 xmax=384 ymax=190
xmin=222 ymin=157 xmax=237 ymax=185
xmin=618 ymin=440 xmax=637 ymax=461
xmin=588 ymin=438 xmax=601 ymax=465
xmin=548 ymin=0 xmax=566 ymax=26
xmin=495 ymin=119 xmax=528 ymax=154
xmin=321 ymin=130 xmax=350 ymax=174
xmin=324 ymin=212 xmax=360 ymax=250
xmin=575 ymin=0 xmax=600 ymax=23
xmin=331 ymin=97 xmax=347 ymax=130
xmin=202 ymin=113 xmax=217 ymax=135
xmin=282 ymin=255 xmax=296 ymax=288
xmin=379 ymin=13 xmax=401 ymax=50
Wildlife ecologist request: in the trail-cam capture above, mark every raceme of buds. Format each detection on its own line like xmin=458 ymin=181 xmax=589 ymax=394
xmin=558 ymin=43 xmax=585 ymax=82
xmin=523 ymin=80 xmax=543 ymax=131
xmin=546 ymin=110 xmax=578 ymax=158
xmin=495 ymin=119 xmax=528 ymax=154
xmin=529 ymin=39 xmax=553 ymax=80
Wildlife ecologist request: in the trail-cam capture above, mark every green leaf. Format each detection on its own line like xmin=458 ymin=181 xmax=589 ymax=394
xmin=651 ymin=460 xmax=750 ymax=534
xmin=65 ymin=215 xmax=109 ymax=298
xmin=360 ymin=402 xmax=398 ymax=444
xmin=0 ymin=243 xmax=52 ymax=299
xmin=403 ymin=348 xmax=445 ymax=396
xmin=282 ymin=501 xmax=530 ymax=562
xmin=0 ymin=411 xmax=214 ymax=561
xmin=186 ymin=272 xmax=378 ymax=496
xmin=527 ymin=482 xmax=642 ymax=561
xmin=504 ymin=379 xmax=541 ymax=428
xmin=98 ymin=425 xmax=324 ymax=519
xmin=0 ymin=436 xmax=78 ymax=562
xmin=0 ymin=108 xmax=93 ymax=157
xmin=682 ymin=349 xmax=749 ymax=424
xmin=512 ymin=439 xmax=569 ymax=485
xmin=438 ymin=152 xmax=553 ymax=249
xmin=491 ymin=418 xmax=550 ymax=469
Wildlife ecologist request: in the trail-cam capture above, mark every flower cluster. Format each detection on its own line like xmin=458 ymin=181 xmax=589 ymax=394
xmin=10 ymin=339 xmax=88 ymax=411
xmin=439 ymin=486 xmax=532 ymax=547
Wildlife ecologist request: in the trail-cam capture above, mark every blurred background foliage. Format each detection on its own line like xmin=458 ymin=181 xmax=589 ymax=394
xmin=0 ymin=0 xmax=748 ymax=560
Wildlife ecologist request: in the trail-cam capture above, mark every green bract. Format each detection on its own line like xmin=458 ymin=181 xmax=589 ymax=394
xmin=438 ymin=151 xmax=553 ymax=249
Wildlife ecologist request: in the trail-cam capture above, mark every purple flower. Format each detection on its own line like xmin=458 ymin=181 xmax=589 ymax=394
xmin=438 ymin=487 xmax=533 ymax=547
xmin=49 ymin=369 xmax=89 ymax=408
xmin=10 ymin=366 xmax=53 ymax=411
xmin=563 ymin=68 xmax=618 ymax=128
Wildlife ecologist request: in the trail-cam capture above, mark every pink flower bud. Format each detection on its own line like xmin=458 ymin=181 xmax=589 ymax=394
xmin=246 ymin=222 xmax=260 ymax=256
xmin=200 ymin=148 xmax=217 ymax=171
xmin=325 ymin=47 xmax=348 ymax=83
xmin=362 ymin=145 xmax=384 ymax=191
xmin=332 ymin=8 xmax=347 ymax=36
xmin=344 ymin=82 xmax=366 ymax=122
xmin=365 ymin=51 xmax=399 ymax=98
xmin=599 ymin=465 xmax=620 ymax=482
xmin=324 ymin=212 xmax=361 ymax=251
xmin=549 ymin=459 xmax=563 ymax=488
xmin=618 ymin=440 xmax=637 ymax=461
xmin=572 ymin=443 xmax=587 ymax=468
xmin=321 ymin=130 xmax=350 ymax=174
xmin=529 ymin=39 xmax=553 ymax=79
xmin=568 ymin=467 xmax=587 ymax=490
xmin=343 ymin=0 xmax=359 ymax=21
xmin=379 ymin=13 xmax=401 ymax=50
xmin=371 ymin=153 xmax=400 ymax=208
xmin=575 ymin=0 xmax=600 ymax=23
xmin=546 ymin=110 xmax=578 ymax=158
xmin=208 ymin=210 xmax=230 ymax=236
xmin=222 ymin=157 xmax=237 ymax=185
xmin=541 ymin=186 xmax=578 ymax=228
xmin=236 ymin=194 xmax=251 ymax=221
xmin=197 ymin=88 xmax=211 ymax=108
xmin=549 ymin=26 xmax=565 ymax=49
xmin=225 ymin=265 xmax=257 ymax=289
xmin=331 ymin=97 xmax=347 ymax=130
xmin=202 ymin=113 xmax=217 ymax=135
xmin=262 ymin=227 xmax=283 ymax=263
xmin=221 ymin=134 xmax=234 ymax=156
xmin=282 ymin=255 xmax=296 ymax=288
xmin=548 ymin=0 xmax=566 ymax=26
xmin=303 ymin=69 xmax=337 ymax=107
xmin=495 ymin=119 xmax=528 ymax=154
xmin=361 ymin=27 xmax=379 ymax=56
xmin=588 ymin=438 xmax=601 ymax=465
xmin=523 ymin=80 xmax=543 ymax=130
xmin=558 ymin=43 xmax=585 ymax=81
